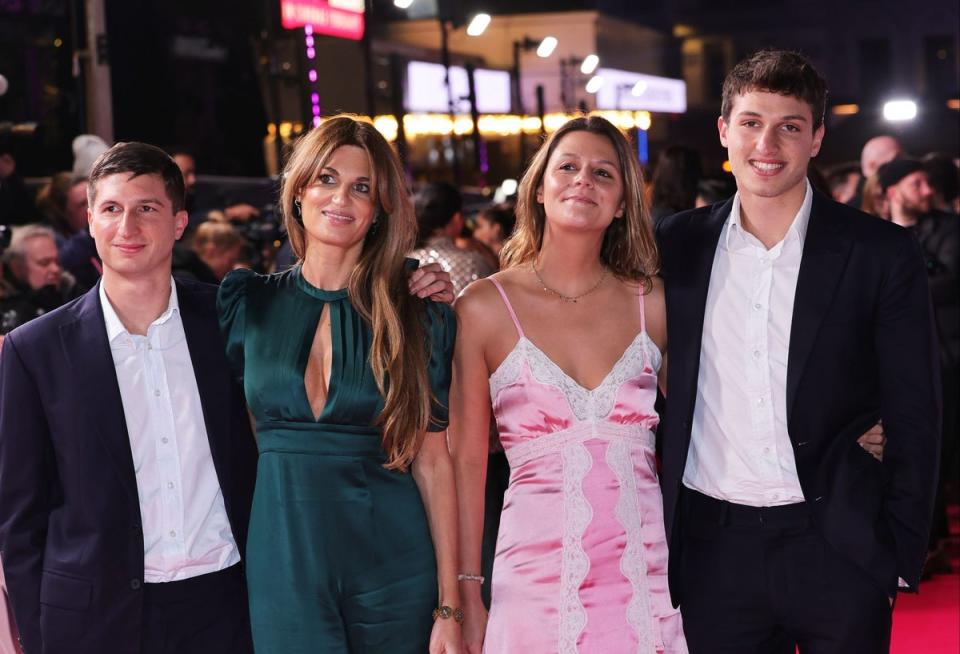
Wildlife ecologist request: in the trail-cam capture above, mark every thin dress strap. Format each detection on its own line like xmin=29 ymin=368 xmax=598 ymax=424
xmin=638 ymin=284 xmax=647 ymax=334
xmin=487 ymin=277 xmax=525 ymax=339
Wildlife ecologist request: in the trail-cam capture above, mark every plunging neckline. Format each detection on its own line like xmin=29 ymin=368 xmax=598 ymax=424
xmin=294 ymin=267 xmax=349 ymax=423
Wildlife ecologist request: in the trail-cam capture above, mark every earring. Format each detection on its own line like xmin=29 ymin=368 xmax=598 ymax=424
xmin=293 ymin=199 xmax=303 ymax=224
xmin=368 ymin=215 xmax=381 ymax=237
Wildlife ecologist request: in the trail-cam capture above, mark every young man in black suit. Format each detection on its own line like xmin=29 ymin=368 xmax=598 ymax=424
xmin=656 ymin=50 xmax=940 ymax=653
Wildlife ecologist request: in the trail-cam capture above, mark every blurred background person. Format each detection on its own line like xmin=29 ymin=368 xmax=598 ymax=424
xmin=192 ymin=221 xmax=251 ymax=281
xmin=649 ymin=144 xmax=702 ymax=225
xmin=0 ymin=224 xmax=80 ymax=335
xmin=34 ymin=172 xmax=88 ymax=244
xmin=412 ymin=181 xmax=495 ymax=297
xmin=923 ymin=152 xmax=960 ymax=215
xmin=851 ymin=135 xmax=902 ymax=209
xmin=169 ymin=146 xmax=263 ymax=229
xmin=472 ymin=203 xmax=515 ymax=260
xmin=71 ymin=134 xmax=109 ymax=179
xmin=694 ymin=177 xmax=735 ymax=208
xmin=860 ymin=174 xmax=891 ymax=220
xmin=825 ymin=162 xmax=862 ymax=204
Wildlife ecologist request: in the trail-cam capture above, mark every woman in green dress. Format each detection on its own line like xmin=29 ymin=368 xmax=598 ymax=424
xmin=218 ymin=116 xmax=462 ymax=653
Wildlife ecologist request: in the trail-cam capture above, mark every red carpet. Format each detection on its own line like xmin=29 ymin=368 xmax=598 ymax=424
xmin=891 ymin=505 xmax=960 ymax=654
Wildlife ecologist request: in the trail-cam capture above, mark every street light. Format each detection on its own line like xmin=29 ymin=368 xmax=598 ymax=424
xmin=536 ymin=36 xmax=558 ymax=58
xmin=393 ymin=0 xmax=414 ymax=8
xmin=585 ymin=75 xmax=604 ymax=94
xmin=466 ymin=13 xmax=490 ymax=36
xmin=580 ymin=54 xmax=599 ymax=75
xmin=512 ymin=36 xmax=559 ymax=115
xmin=883 ymin=99 xmax=917 ymax=121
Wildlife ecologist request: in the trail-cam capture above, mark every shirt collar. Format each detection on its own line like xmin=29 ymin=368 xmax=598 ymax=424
xmin=100 ymin=278 xmax=179 ymax=344
xmin=725 ymin=179 xmax=813 ymax=250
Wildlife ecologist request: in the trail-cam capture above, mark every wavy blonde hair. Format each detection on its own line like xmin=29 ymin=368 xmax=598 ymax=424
xmin=501 ymin=116 xmax=658 ymax=288
xmin=280 ymin=115 xmax=431 ymax=471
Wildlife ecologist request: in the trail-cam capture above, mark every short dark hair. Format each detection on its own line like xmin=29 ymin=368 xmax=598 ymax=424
xmin=414 ymin=182 xmax=462 ymax=246
xmin=721 ymin=49 xmax=828 ymax=130
xmin=477 ymin=203 xmax=516 ymax=240
xmin=88 ymin=142 xmax=186 ymax=212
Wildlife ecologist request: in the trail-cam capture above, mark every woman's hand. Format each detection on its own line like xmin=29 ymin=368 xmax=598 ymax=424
xmin=409 ymin=262 xmax=455 ymax=303
xmin=429 ymin=616 xmax=463 ymax=654
xmin=461 ymin=600 xmax=488 ymax=654
xmin=857 ymin=421 xmax=886 ymax=461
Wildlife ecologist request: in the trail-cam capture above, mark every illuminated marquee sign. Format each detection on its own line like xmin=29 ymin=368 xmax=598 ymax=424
xmin=281 ymin=0 xmax=365 ymax=40
xmin=406 ymin=61 xmax=512 ymax=114
xmin=595 ymin=69 xmax=687 ymax=113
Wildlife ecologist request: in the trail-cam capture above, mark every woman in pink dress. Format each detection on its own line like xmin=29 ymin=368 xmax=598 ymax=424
xmin=451 ymin=116 xmax=686 ymax=653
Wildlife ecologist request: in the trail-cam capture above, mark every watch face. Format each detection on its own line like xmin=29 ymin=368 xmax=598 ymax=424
xmin=440 ymin=606 xmax=452 ymax=619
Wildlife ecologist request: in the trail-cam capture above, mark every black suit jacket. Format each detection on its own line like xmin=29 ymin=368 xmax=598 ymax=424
xmin=0 ymin=278 xmax=258 ymax=654
xmin=656 ymin=191 xmax=941 ymax=605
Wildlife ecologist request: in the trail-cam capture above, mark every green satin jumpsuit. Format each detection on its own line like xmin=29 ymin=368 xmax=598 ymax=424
xmin=218 ymin=266 xmax=455 ymax=653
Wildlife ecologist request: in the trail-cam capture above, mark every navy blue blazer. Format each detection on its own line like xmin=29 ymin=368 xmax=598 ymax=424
xmin=656 ymin=190 xmax=941 ymax=605
xmin=0 ymin=278 xmax=257 ymax=654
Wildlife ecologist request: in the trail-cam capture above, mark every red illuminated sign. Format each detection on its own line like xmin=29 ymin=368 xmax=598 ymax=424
xmin=281 ymin=0 xmax=365 ymax=40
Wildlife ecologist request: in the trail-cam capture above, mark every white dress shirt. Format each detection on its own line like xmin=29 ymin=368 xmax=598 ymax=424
xmin=683 ymin=181 xmax=813 ymax=507
xmin=100 ymin=280 xmax=240 ymax=582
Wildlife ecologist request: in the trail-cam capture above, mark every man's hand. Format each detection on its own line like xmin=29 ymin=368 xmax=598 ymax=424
xmin=409 ymin=262 xmax=455 ymax=304
xmin=857 ymin=421 xmax=886 ymax=462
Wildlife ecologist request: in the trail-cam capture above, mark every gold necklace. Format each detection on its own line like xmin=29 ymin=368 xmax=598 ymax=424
xmin=532 ymin=261 xmax=607 ymax=303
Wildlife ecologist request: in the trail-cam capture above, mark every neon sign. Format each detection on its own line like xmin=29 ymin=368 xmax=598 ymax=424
xmin=281 ymin=0 xmax=365 ymax=41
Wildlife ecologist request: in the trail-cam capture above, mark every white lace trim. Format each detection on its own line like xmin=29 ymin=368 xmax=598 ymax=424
xmin=504 ymin=422 xmax=655 ymax=468
xmin=488 ymin=341 xmax=525 ymax=403
xmin=558 ymin=439 xmax=593 ymax=654
xmin=489 ymin=334 xmax=661 ymax=422
xmin=606 ymin=438 xmax=657 ymax=653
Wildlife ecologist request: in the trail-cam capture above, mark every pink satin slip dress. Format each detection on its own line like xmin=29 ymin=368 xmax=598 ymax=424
xmin=483 ymin=278 xmax=687 ymax=654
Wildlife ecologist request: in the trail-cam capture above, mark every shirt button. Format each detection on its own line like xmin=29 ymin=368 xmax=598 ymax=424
xmin=167 ymin=482 xmax=174 ymax=490
xmin=763 ymin=447 xmax=771 ymax=454
xmin=753 ymin=350 xmax=761 ymax=358
xmin=169 ymin=530 xmax=177 ymax=538
xmin=153 ymin=389 xmax=161 ymax=397
xmin=130 ymin=579 xmax=142 ymax=590
xmin=754 ymin=303 xmax=762 ymax=310
xmin=161 ymin=437 xmax=169 ymax=444
xmin=757 ymin=397 xmax=765 ymax=406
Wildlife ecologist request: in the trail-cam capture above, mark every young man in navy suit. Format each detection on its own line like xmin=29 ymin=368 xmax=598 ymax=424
xmin=0 ymin=142 xmax=259 ymax=654
xmin=657 ymin=50 xmax=940 ymax=653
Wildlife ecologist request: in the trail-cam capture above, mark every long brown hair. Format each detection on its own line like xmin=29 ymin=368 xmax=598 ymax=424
xmin=280 ymin=115 xmax=431 ymax=471
xmin=501 ymin=115 xmax=658 ymax=288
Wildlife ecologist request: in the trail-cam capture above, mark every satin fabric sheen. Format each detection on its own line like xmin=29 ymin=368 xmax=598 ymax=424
xmin=484 ymin=278 xmax=687 ymax=654
xmin=218 ymin=267 xmax=456 ymax=653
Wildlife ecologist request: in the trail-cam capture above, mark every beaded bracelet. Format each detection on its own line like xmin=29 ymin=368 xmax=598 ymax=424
xmin=457 ymin=573 xmax=485 ymax=584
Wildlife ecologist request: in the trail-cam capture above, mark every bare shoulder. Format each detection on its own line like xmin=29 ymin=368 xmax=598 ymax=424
xmin=454 ymin=272 xmax=513 ymax=337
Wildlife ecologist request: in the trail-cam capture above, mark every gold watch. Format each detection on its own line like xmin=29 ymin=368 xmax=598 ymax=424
xmin=432 ymin=605 xmax=464 ymax=624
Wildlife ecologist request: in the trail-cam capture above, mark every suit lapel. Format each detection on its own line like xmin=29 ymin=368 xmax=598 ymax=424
xmin=177 ymin=281 xmax=231 ymax=495
xmin=673 ymin=199 xmax=731 ymax=418
xmin=786 ymin=192 xmax=852 ymax=423
xmin=60 ymin=285 xmax=139 ymax=503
